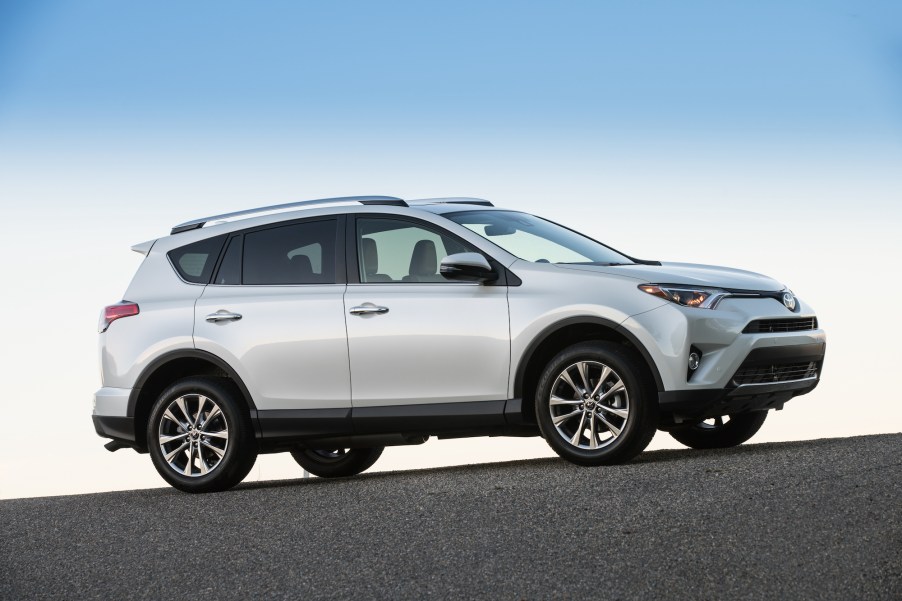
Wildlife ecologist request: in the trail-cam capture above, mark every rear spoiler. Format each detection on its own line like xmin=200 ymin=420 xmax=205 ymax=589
xmin=130 ymin=239 xmax=157 ymax=256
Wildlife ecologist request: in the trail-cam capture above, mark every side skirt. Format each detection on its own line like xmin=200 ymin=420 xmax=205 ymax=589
xmin=255 ymin=399 xmax=539 ymax=452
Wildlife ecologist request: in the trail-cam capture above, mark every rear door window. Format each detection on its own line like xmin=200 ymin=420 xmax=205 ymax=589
xmin=213 ymin=236 xmax=242 ymax=285
xmin=242 ymin=219 xmax=337 ymax=285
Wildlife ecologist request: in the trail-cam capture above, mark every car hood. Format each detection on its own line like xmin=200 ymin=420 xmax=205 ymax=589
xmin=555 ymin=261 xmax=785 ymax=291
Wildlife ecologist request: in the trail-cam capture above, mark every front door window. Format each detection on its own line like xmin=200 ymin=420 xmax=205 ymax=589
xmin=356 ymin=218 xmax=471 ymax=283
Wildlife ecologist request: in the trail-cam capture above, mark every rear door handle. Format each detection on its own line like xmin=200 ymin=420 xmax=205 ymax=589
xmin=349 ymin=304 xmax=389 ymax=316
xmin=205 ymin=311 xmax=243 ymax=322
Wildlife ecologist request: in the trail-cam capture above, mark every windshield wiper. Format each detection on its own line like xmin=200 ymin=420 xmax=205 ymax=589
xmin=556 ymin=261 xmax=635 ymax=266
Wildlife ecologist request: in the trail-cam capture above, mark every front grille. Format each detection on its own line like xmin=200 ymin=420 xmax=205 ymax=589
xmin=743 ymin=317 xmax=818 ymax=334
xmin=732 ymin=361 xmax=818 ymax=386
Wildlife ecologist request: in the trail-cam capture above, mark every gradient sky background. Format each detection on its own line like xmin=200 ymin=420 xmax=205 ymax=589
xmin=1 ymin=1 xmax=900 ymax=498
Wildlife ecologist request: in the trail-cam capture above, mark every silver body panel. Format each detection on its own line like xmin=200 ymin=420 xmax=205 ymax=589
xmin=93 ymin=387 xmax=131 ymax=417
xmin=344 ymin=282 xmax=509 ymax=407
xmin=94 ymin=200 xmax=824 ymax=427
xmin=99 ymin=248 xmax=200 ymax=390
xmin=194 ymin=284 xmax=351 ymax=410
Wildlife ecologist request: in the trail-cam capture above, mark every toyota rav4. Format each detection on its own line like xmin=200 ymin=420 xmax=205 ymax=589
xmin=94 ymin=196 xmax=826 ymax=492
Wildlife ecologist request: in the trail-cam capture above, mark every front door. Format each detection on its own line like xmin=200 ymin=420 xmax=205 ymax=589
xmin=344 ymin=216 xmax=510 ymax=410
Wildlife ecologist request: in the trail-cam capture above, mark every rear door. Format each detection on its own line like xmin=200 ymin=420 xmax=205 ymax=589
xmin=194 ymin=217 xmax=351 ymax=419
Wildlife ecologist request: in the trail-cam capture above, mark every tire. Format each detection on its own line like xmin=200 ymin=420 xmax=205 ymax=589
xmin=290 ymin=447 xmax=384 ymax=478
xmin=535 ymin=341 xmax=658 ymax=466
xmin=669 ymin=411 xmax=767 ymax=449
xmin=147 ymin=377 xmax=257 ymax=493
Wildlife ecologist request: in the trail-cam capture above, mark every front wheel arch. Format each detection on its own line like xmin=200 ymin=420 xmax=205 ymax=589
xmin=514 ymin=317 xmax=664 ymax=424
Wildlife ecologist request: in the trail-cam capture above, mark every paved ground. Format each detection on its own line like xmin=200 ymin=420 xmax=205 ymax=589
xmin=1 ymin=434 xmax=900 ymax=600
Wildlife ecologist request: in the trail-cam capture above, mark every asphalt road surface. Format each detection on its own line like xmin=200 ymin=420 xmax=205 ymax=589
xmin=2 ymin=434 xmax=900 ymax=600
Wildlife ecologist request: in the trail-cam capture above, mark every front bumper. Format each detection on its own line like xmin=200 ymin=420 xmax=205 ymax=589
xmin=624 ymin=297 xmax=825 ymax=389
xmin=659 ymin=376 xmax=820 ymax=421
xmin=659 ymin=341 xmax=825 ymax=422
xmin=620 ymin=295 xmax=826 ymax=422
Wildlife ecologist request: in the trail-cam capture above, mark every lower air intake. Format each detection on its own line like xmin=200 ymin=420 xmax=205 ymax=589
xmin=732 ymin=361 xmax=819 ymax=386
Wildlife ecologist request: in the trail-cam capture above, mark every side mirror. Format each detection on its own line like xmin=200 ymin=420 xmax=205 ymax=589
xmin=440 ymin=252 xmax=498 ymax=283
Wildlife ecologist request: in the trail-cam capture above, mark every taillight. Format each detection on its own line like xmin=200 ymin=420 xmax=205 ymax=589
xmin=99 ymin=301 xmax=139 ymax=333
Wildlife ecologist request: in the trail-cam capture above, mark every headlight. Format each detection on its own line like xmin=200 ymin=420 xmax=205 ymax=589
xmin=638 ymin=284 xmax=725 ymax=309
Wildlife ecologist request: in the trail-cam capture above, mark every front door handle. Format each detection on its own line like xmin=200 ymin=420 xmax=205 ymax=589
xmin=349 ymin=304 xmax=389 ymax=316
xmin=205 ymin=311 xmax=243 ymax=323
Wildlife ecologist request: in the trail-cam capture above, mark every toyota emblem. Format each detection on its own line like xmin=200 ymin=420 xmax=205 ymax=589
xmin=782 ymin=292 xmax=796 ymax=311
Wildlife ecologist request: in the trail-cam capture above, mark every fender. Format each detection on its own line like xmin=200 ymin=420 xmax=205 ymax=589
xmin=126 ymin=348 xmax=259 ymax=418
xmin=513 ymin=316 xmax=665 ymax=397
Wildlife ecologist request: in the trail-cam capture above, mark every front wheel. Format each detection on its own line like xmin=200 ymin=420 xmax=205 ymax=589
xmin=290 ymin=447 xmax=384 ymax=478
xmin=535 ymin=341 xmax=658 ymax=466
xmin=669 ymin=411 xmax=768 ymax=449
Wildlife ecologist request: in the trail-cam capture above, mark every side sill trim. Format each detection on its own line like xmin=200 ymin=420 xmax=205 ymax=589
xmin=254 ymin=399 xmax=532 ymax=444
xmin=353 ymin=400 xmax=507 ymax=434
xmin=257 ymin=408 xmax=351 ymax=442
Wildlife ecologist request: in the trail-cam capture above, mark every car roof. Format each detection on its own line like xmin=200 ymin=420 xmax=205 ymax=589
xmin=168 ymin=196 xmax=501 ymax=235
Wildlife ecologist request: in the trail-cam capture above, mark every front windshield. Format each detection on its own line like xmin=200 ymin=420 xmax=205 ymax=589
xmin=446 ymin=210 xmax=634 ymax=265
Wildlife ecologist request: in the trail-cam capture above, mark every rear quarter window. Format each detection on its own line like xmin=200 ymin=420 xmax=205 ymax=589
xmin=167 ymin=235 xmax=226 ymax=284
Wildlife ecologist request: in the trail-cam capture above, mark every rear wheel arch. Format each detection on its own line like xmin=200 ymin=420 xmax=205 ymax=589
xmin=513 ymin=317 xmax=664 ymax=424
xmin=128 ymin=350 xmax=258 ymax=451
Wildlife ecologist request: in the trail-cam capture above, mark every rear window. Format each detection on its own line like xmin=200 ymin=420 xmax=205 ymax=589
xmin=167 ymin=235 xmax=226 ymax=284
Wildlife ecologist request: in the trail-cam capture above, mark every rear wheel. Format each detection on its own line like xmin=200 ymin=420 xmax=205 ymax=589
xmin=535 ymin=341 xmax=658 ymax=466
xmin=290 ymin=447 xmax=384 ymax=478
xmin=669 ymin=411 xmax=767 ymax=449
xmin=147 ymin=377 xmax=257 ymax=493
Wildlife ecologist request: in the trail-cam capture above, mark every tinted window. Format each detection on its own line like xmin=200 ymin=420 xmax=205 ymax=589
xmin=357 ymin=218 xmax=470 ymax=283
xmin=168 ymin=235 xmax=226 ymax=284
xmin=214 ymin=236 xmax=242 ymax=285
xmin=243 ymin=220 xmax=337 ymax=285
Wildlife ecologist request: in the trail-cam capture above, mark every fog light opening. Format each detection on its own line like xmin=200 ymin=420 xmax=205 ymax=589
xmin=687 ymin=346 xmax=703 ymax=381
xmin=688 ymin=352 xmax=701 ymax=371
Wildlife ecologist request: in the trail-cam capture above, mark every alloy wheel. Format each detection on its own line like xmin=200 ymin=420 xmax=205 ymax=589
xmin=548 ymin=360 xmax=630 ymax=450
xmin=157 ymin=394 xmax=229 ymax=477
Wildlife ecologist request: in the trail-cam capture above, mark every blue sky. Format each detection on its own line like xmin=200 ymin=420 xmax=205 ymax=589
xmin=2 ymin=0 xmax=901 ymax=141
xmin=1 ymin=1 xmax=900 ymax=498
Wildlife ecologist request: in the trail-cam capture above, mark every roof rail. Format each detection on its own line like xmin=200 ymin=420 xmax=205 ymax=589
xmin=170 ymin=196 xmax=407 ymax=234
xmin=407 ymin=197 xmax=494 ymax=207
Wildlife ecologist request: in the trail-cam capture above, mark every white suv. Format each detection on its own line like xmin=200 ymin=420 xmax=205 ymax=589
xmin=94 ymin=196 xmax=826 ymax=493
